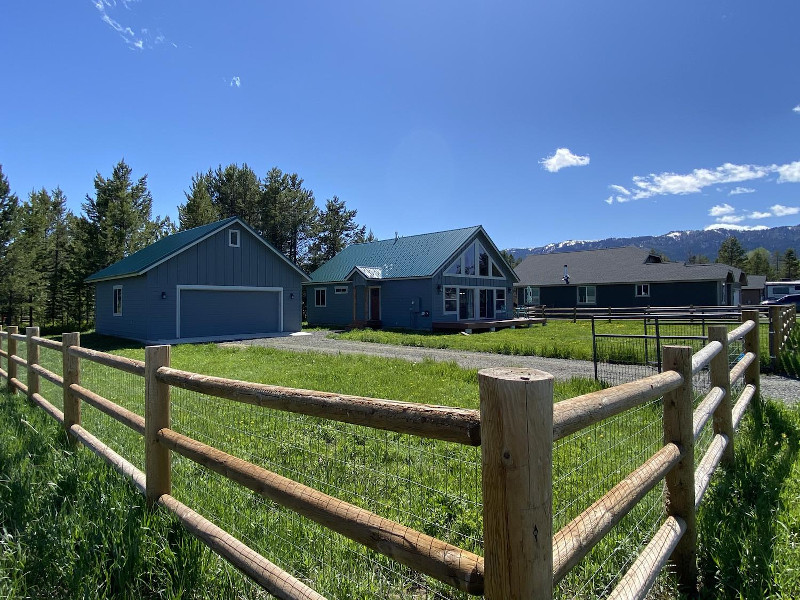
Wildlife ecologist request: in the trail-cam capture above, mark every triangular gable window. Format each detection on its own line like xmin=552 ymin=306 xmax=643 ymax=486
xmin=445 ymin=241 xmax=505 ymax=279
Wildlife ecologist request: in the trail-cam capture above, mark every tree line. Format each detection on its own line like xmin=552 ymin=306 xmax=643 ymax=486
xmin=0 ymin=161 xmax=370 ymax=329
xmin=699 ymin=236 xmax=800 ymax=280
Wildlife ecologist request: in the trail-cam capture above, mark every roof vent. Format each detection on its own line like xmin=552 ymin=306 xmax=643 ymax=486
xmin=562 ymin=264 xmax=570 ymax=285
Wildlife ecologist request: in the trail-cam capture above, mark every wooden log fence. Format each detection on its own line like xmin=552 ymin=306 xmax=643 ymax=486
xmin=0 ymin=315 xmax=769 ymax=598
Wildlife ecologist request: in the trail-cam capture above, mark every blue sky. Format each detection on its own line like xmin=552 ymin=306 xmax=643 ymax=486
xmin=1 ymin=1 xmax=799 ymax=250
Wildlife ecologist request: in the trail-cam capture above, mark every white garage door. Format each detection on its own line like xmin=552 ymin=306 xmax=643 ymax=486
xmin=177 ymin=286 xmax=282 ymax=339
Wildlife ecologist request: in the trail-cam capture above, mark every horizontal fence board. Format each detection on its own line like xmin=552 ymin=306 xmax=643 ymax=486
xmin=0 ymin=349 xmax=7 ymax=359
xmin=729 ymin=352 xmax=755 ymax=384
xmin=67 ymin=423 xmax=146 ymax=495
xmin=31 ymin=391 xmax=65 ymax=424
xmin=727 ymin=320 xmax=755 ymax=344
xmin=694 ymin=434 xmax=728 ymax=508
xmin=692 ymin=386 xmax=725 ymax=440
xmin=70 ymin=383 xmax=145 ymax=436
xmin=691 ymin=341 xmax=722 ymax=375
xmin=158 ymin=494 xmax=328 ymax=600
xmin=732 ymin=385 xmax=757 ymax=430
xmin=157 ymin=366 xmax=481 ymax=446
xmin=9 ymin=333 xmax=26 ymax=342
xmin=10 ymin=354 xmax=27 ymax=368
xmin=30 ymin=335 xmax=63 ymax=351
xmin=606 ymin=516 xmax=687 ymax=600
xmin=157 ymin=427 xmax=485 ymax=594
xmin=552 ymin=442 xmax=682 ymax=583
xmin=68 ymin=346 xmax=145 ymax=377
xmin=552 ymin=371 xmax=682 ymax=441
xmin=30 ymin=363 xmax=63 ymax=388
xmin=10 ymin=378 xmax=27 ymax=395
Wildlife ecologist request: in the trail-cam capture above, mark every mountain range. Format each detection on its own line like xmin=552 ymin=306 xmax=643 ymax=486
xmin=506 ymin=224 xmax=800 ymax=263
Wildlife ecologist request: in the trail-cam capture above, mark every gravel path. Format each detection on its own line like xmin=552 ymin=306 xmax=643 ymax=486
xmin=223 ymin=329 xmax=799 ymax=405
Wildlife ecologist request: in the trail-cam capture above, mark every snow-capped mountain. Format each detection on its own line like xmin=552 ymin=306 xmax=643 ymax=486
xmin=506 ymin=224 xmax=800 ymax=262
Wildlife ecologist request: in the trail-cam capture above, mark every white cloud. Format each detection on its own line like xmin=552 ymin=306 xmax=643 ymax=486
xmin=728 ymin=186 xmax=755 ymax=196
xmin=704 ymin=223 xmax=770 ymax=232
xmin=709 ymin=203 xmax=736 ymax=217
xmin=749 ymin=211 xmax=772 ymax=219
xmin=92 ymin=0 xmax=170 ymax=50
xmin=604 ymin=196 xmax=614 ymax=205
xmin=776 ymin=161 xmax=800 ymax=183
xmin=771 ymin=204 xmax=800 ymax=217
xmin=230 ymin=76 xmax=241 ymax=88
xmin=609 ymin=184 xmax=630 ymax=196
xmin=717 ymin=215 xmax=746 ymax=224
xmin=606 ymin=159 xmax=800 ymax=203
xmin=793 ymin=104 xmax=800 ymax=114
xmin=540 ymin=148 xmax=590 ymax=173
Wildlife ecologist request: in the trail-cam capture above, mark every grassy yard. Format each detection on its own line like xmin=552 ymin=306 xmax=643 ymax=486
xmin=1 ymin=338 xmax=798 ymax=598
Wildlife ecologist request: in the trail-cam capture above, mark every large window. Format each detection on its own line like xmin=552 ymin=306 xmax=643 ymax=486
xmin=635 ymin=283 xmax=650 ymax=297
xmin=577 ymin=285 xmax=596 ymax=305
xmin=444 ymin=242 xmax=505 ymax=279
xmin=113 ymin=286 xmax=123 ymax=316
xmin=464 ymin=243 xmax=476 ymax=275
xmin=314 ymin=288 xmax=327 ymax=307
xmin=495 ymin=289 xmax=506 ymax=313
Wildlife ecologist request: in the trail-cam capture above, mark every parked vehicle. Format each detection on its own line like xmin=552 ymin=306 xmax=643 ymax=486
xmin=761 ymin=293 xmax=800 ymax=307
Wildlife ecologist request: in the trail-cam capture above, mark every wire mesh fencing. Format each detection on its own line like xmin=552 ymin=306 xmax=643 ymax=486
xmin=38 ymin=345 xmax=64 ymax=412
xmin=169 ymin=385 xmax=482 ymax=600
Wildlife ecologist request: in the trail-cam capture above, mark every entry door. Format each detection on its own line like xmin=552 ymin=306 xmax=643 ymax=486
xmin=459 ymin=289 xmax=474 ymax=319
xmin=369 ymin=287 xmax=381 ymax=320
xmin=479 ymin=289 xmax=495 ymax=319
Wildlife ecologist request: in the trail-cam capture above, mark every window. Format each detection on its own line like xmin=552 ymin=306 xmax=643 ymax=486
xmin=635 ymin=283 xmax=650 ymax=297
xmin=444 ymin=287 xmax=457 ymax=313
xmin=491 ymin=262 xmax=503 ymax=277
xmin=495 ymin=289 xmax=506 ymax=313
xmin=229 ymin=229 xmax=240 ymax=247
xmin=113 ymin=286 xmax=123 ymax=316
xmin=525 ymin=286 xmax=540 ymax=305
xmin=464 ymin=243 xmax=476 ymax=276
xmin=334 ymin=286 xmax=348 ymax=294
xmin=314 ymin=288 xmax=327 ymax=307
xmin=478 ymin=244 xmax=489 ymax=277
xmin=577 ymin=285 xmax=596 ymax=305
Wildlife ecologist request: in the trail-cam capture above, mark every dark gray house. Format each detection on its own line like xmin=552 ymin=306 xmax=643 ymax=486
xmin=515 ymin=247 xmax=747 ymax=308
xmin=305 ymin=226 xmax=518 ymax=330
xmin=86 ymin=217 xmax=309 ymax=343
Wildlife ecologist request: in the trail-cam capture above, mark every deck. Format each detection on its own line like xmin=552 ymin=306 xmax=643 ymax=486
xmin=432 ymin=317 xmax=546 ymax=333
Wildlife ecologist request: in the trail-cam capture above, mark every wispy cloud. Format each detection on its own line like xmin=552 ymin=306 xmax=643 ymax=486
xmin=728 ymin=186 xmax=755 ymax=196
xmin=749 ymin=211 xmax=772 ymax=219
xmin=540 ymin=148 xmax=590 ymax=173
xmin=716 ymin=215 xmax=746 ymax=224
xmin=771 ymin=204 xmax=800 ymax=217
xmin=230 ymin=76 xmax=241 ymax=88
xmin=92 ymin=0 xmax=172 ymax=50
xmin=709 ymin=203 xmax=736 ymax=217
xmin=793 ymin=104 xmax=800 ymax=114
xmin=607 ymin=160 xmax=800 ymax=203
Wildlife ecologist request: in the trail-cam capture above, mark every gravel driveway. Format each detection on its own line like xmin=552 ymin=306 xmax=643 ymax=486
xmin=223 ymin=329 xmax=799 ymax=405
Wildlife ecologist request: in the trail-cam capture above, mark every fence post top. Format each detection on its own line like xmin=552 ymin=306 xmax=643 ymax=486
xmin=26 ymin=326 xmax=39 ymax=335
xmin=477 ymin=367 xmax=553 ymax=383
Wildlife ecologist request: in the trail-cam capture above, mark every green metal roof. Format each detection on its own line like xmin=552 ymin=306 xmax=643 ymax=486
xmin=309 ymin=226 xmax=493 ymax=282
xmin=86 ymin=217 xmax=239 ymax=282
xmin=86 ymin=217 xmax=309 ymax=283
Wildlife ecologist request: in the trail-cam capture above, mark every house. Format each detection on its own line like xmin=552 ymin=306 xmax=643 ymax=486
xmin=304 ymin=226 xmax=519 ymax=331
xmin=741 ymin=275 xmax=766 ymax=305
xmin=86 ymin=217 xmax=309 ymax=344
xmin=514 ymin=247 xmax=747 ymax=308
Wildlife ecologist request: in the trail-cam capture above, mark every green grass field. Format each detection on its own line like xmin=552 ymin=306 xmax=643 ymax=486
xmin=1 ymin=336 xmax=798 ymax=598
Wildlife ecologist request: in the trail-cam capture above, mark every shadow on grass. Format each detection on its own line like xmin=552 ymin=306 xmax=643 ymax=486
xmin=697 ymin=400 xmax=800 ymax=598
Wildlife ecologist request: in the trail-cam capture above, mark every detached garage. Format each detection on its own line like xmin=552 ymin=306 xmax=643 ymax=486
xmin=86 ymin=217 xmax=309 ymax=344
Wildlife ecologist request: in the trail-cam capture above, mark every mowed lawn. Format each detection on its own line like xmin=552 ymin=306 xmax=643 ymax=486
xmin=1 ymin=336 xmax=798 ymax=598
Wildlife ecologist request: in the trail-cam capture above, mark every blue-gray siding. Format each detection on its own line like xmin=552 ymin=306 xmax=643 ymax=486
xmin=95 ymin=223 xmax=304 ymax=342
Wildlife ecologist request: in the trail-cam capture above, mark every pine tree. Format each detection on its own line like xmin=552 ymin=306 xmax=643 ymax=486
xmin=780 ymin=248 xmax=800 ymax=279
xmin=307 ymin=196 xmax=366 ymax=271
xmin=0 ymin=165 xmax=20 ymax=324
xmin=205 ymin=163 xmax=262 ymax=228
xmin=178 ymin=173 xmax=217 ymax=230
xmin=261 ymin=167 xmax=318 ymax=265
xmin=716 ymin=236 xmax=747 ymax=269
xmin=745 ymin=247 xmax=775 ymax=279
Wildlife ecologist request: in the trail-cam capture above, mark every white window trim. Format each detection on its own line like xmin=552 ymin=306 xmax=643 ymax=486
xmin=175 ymin=285 xmax=284 ymax=339
xmin=228 ymin=229 xmax=240 ymax=247
xmin=113 ymin=285 xmax=123 ymax=316
xmin=577 ymin=285 xmax=597 ymax=305
xmin=334 ymin=286 xmax=348 ymax=294
xmin=315 ymin=287 xmax=327 ymax=308
xmin=444 ymin=242 xmax=507 ymax=280
xmin=524 ymin=286 xmax=541 ymax=305
xmin=635 ymin=283 xmax=650 ymax=297
xmin=443 ymin=286 xmax=508 ymax=319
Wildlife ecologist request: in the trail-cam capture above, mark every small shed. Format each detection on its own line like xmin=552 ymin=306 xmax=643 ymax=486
xmin=86 ymin=217 xmax=309 ymax=344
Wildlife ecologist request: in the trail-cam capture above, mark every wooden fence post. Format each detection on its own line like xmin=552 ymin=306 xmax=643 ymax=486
xmin=708 ymin=326 xmax=734 ymax=466
xmin=26 ymin=327 xmax=40 ymax=400
xmin=145 ymin=345 xmax=171 ymax=508
xmin=662 ymin=345 xmax=697 ymax=598
xmin=742 ymin=310 xmax=761 ymax=404
xmin=62 ymin=332 xmax=81 ymax=435
xmin=7 ymin=326 xmax=18 ymax=394
xmin=479 ymin=367 xmax=553 ymax=599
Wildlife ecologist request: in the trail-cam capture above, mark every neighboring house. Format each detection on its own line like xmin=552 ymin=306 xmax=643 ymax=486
xmin=305 ymin=226 xmax=519 ymax=330
xmin=86 ymin=217 xmax=309 ymax=344
xmin=515 ymin=247 xmax=747 ymax=308
xmin=741 ymin=275 xmax=766 ymax=305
